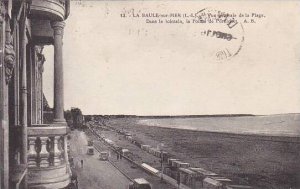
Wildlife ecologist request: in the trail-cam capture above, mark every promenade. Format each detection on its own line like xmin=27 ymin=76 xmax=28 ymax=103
xmin=87 ymin=125 xmax=192 ymax=189
xmin=88 ymin=129 xmax=177 ymax=189
xmin=69 ymin=130 xmax=130 ymax=189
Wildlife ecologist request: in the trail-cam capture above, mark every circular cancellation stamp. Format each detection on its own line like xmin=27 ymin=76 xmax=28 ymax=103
xmin=194 ymin=7 xmax=245 ymax=62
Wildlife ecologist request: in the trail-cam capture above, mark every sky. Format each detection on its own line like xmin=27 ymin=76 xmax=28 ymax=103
xmin=43 ymin=1 xmax=300 ymax=115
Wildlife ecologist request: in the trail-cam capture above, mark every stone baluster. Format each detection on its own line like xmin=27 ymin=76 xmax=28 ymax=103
xmin=53 ymin=136 xmax=61 ymax=166
xmin=47 ymin=137 xmax=54 ymax=166
xmin=64 ymin=135 xmax=69 ymax=173
xmin=64 ymin=135 xmax=69 ymax=160
xmin=28 ymin=137 xmax=37 ymax=167
xmin=59 ymin=136 xmax=64 ymax=162
xmin=39 ymin=137 xmax=50 ymax=167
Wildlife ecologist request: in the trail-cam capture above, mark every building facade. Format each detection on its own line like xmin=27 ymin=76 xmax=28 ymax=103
xmin=0 ymin=0 xmax=71 ymax=188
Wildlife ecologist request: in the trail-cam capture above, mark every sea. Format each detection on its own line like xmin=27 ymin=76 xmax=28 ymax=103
xmin=138 ymin=114 xmax=300 ymax=137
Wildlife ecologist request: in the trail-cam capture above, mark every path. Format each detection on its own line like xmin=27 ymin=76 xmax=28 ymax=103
xmin=69 ymin=130 xmax=131 ymax=189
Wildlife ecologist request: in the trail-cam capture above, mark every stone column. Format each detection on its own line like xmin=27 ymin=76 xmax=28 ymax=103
xmin=0 ymin=4 xmax=8 ymax=189
xmin=20 ymin=4 xmax=28 ymax=189
xmin=20 ymin=7 xmax=27 ymax=166
xmin=51 ymin=21 xmax=66 ymax=124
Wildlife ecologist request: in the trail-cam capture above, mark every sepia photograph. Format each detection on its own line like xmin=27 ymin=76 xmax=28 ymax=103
xmin=0 ymin=0 xmax=300 ymax=189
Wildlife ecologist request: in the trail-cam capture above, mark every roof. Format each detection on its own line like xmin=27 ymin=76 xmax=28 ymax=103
xmin=210 ymin=177 xmax=232 ymax=182
xmin=204 ymin=178 xmax=222 ymax=186
xmin=226 ymin=185 xmax=253 ymax=189
xmin=134 ymin=178 xmax=150 ymax=185
xmin=178 ymin=162 xmax=190 ymax=165
xmin=141 ymin=163 xmax=159 ymax=174
xmin=179 ymin=168 xmax=195 ymax=175
xmin=190 ymin=167 xmax=218 ymax=176
xmin=173 ymin=160 xmax=183 ymax=164
xmin=168 ymin=158 xmax=179 ymax=162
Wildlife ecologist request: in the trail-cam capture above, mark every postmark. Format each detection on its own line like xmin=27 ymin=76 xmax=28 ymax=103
xmin=195 ymin=8 xmax=245 ymax=62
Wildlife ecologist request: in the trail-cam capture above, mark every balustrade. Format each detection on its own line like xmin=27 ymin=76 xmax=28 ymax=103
xmin=30 ymin=0 xmax=70 ymax=21
xmin=27 ymin=125 xmax=68 ymax=168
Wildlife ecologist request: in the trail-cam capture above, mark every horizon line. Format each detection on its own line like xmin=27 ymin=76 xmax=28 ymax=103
xmin=82 ymin=112 xmax=300 ymax=117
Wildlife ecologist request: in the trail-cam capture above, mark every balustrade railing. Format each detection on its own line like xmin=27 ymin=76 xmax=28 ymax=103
xmin=30 ymin=0 xmax=70 ymax=21
xmin=28 ymin=124 xmax=69 ymax=168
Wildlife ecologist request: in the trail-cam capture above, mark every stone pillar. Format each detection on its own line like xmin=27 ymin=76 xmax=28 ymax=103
xmin=51 ymin=21 xmax=66 ymax=124
xmin=20 ymin=4 xmax=28 ymax=189
xmin=0 ymin=4 xmax=8 ymax=188
xmin=20 ymin=6 xmax=27 ymax=166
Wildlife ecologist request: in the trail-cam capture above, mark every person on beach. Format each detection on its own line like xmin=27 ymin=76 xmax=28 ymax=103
xmin=81 ymin=159 xmax=83 ymax=168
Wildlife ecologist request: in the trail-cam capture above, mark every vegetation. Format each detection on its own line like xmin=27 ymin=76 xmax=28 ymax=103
xmin=65 ymin=107 xmax=85 ymax=129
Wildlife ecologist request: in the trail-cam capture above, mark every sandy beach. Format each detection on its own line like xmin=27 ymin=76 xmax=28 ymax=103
xmin=105 ymin=116 xmax=300 ymax=189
